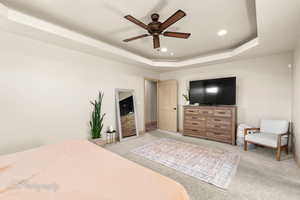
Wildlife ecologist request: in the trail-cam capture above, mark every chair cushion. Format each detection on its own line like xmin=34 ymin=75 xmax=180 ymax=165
xmin=260 ymin=120 xmax=289 ymax=135
xmin=245 ymin=132 xmax=288 ymax=148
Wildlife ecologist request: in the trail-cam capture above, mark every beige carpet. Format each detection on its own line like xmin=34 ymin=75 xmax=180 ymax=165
xmin=105 ymin=131 xmax=300 ymax=200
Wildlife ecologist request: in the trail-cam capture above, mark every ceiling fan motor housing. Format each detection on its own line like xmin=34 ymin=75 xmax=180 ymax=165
xmin=148 ymin=13 xmax=162 ymax=36
xmin=148 ymin=22 xmax=162 ymax=35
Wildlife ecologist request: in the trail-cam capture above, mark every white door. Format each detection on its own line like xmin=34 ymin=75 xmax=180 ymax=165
xmin=158 ymin=80 xmax=178 ymax=132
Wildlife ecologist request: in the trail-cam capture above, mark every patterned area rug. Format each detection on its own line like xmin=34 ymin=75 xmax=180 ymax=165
xmin=131 ymin=138 xmax=240 ymax=189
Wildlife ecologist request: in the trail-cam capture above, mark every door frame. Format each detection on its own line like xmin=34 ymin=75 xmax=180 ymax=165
xmin=144 ymin=77 xmax=159 ymax=133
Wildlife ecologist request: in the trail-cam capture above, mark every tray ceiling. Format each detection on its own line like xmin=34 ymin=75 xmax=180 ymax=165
xmin=0 ymin=0 xmax=257 ymax=61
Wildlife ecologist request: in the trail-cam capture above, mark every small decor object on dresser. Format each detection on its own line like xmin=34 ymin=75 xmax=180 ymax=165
xmin=182 ymin=93 xmax=190 ymax=105
xmin=183 ymin=106 xmax=237 ymax=145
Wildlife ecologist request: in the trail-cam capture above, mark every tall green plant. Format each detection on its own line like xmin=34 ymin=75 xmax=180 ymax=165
xmin=89 ymin=92 xmax=105 ymax=139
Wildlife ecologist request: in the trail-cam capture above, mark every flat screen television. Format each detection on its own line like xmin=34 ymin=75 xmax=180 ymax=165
xmin=189 ymin=77 xmax=236 ymax=105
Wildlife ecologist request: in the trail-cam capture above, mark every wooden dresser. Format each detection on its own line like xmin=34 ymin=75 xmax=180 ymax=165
xmin=121 ymin=113 xmax=136 ymax=138
xmin=183 ymin=106 xmax=236 ymax=145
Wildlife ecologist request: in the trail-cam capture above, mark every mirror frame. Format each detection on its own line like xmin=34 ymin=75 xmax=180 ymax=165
xmin=115 ymin=88 xmax=139 ymax=141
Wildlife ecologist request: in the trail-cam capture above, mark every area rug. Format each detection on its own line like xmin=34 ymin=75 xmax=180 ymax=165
xmin=131 ymin=138 xmax=240 ymax=189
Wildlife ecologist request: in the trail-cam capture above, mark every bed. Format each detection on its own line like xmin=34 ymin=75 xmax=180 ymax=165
xmin=0 ymin=140 xmax=189 ymax=200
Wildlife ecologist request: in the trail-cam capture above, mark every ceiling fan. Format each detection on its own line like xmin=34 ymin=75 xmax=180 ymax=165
xmin=123 ymin=10 xmax=191 ymax=49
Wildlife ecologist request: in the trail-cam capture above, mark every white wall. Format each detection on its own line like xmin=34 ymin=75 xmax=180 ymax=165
xmin=0 ymin=28 xmax=295 ymax=158
xmin=160 ymin=53 xmax=293 ymax=131
xmin=0 ymin=30 xmax=158 ymax=155
xmin=145 ymin=80 xmax=157 ymax=123
xmin=293 ymin=40 xmax=300 ymax=164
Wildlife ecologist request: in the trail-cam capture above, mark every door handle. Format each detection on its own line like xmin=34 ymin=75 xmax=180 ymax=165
xmin=173 ymin=107 xmax=177 ymax=110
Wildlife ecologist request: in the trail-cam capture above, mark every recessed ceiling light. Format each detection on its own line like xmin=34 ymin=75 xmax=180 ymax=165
xmin=160 ymin=47 xmax=168 ymax=52
xmin=218 ymin=30 xmax=228 ymax=36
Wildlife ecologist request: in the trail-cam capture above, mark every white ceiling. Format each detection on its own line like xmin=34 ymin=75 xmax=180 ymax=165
xmin=0 ymin=0 xmax=257 ymax=60
xmin=0 ymin=0 xmax=300 ymax=69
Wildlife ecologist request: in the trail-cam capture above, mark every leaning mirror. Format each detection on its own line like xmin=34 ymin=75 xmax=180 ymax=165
xmin=116 ymin=89 xmax=138 ymax=141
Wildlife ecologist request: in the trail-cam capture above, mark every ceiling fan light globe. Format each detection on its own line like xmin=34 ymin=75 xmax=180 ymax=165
xmin=160 ymin=47 xmax=168 ymax=52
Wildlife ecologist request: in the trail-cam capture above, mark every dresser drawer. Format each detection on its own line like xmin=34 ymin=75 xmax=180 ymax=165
xmin=207 ymin=123 xmax=231 ymax=130
xmin=214 ymin=109 xmax=232 ymax=117
xmin=206 ymin=130 xmax=232 ymax=140
xmin=199 ymin=109 xmax=214 ymax=116
xmin=185 ymin=120 xmax=206 ymax=127
xmin=207 ymin=117 xmax=231 ymax=125
xmin=185 ymin=115 xmax=206 ymax=121
xmin=184 ymin=108 xmax=214 ymax=116
xmin=184 ymin=108 xmax=199 ymax=115
xmin=184 ymin=126 xmax=205 ymax=132
xmin=184 ymin=128 xmax=207 ymax=137
xmin=198 ymin=109 xmax=214 ymax=115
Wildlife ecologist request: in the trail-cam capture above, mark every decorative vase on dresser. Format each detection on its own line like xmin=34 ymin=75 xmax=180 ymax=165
xmin=183 ymin=105 xmax=237 ymax=145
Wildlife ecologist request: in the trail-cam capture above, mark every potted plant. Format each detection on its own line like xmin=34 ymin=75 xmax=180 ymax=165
xmin=183 ymin=93 xmax=190 ymax=105
xmin=89 ymin=91 xmax=106 ymax=145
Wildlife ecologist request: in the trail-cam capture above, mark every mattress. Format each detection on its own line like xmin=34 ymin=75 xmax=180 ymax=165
xmin=0 ymin=140 xmax=189 ymax=200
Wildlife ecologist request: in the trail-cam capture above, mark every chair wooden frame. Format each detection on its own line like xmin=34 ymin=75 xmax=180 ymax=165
xmin=244 ymin=128 xmax=289 ymax=161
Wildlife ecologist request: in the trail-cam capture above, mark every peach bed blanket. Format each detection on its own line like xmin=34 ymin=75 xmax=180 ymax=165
xmin=0 ymin=140 xmax=189 ymax=200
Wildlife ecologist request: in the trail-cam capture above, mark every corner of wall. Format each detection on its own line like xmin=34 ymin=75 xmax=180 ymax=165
xmin=292 ymin=39 xmax=300 ymax=167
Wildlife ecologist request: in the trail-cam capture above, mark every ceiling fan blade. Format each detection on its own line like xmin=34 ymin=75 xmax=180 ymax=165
xmin=123 ymin=34 xmax=150 ymax=42
xmin=153 ymin=35 xmax=160 ymax=49
xmin=163 ymin=31 xmax=191 ymax=39
xmin=124 ymin=15 xmax=148 ymax=30
xmin=160 ymin=10 xmax=186 ymax=31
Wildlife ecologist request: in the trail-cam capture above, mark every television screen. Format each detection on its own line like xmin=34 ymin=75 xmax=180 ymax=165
xmin=189 ymin=77 xmax=236 ymax=105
